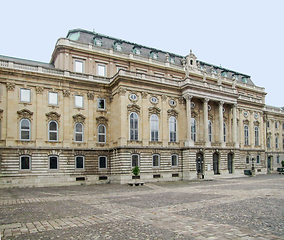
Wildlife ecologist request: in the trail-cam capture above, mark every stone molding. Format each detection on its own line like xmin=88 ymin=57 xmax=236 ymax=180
xmin=17 ymin=109 xmax=33 ymax=120
xmin=46 ymin=111 xmax=60 ymax=122
xmin=96 ymin=116 xmax=108 ymax=126
xmin=73 ymin=113 xmax=86 ymax=124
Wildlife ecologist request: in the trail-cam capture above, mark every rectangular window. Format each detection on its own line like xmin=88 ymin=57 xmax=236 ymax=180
xmin=75 ymin=156 xmax=84 ymax=169
xmin=20 ymin=155 xmax=31 ymax=170
xmin=97 ymin=64 xmax=106 ymax=76
xmin=246 ymin=156 xmax=250 ymax=164
xmin=75 ymin=60 xmax=83 ymax=73
xmin=99 ymin=156 xmax=107 ymax=169
xmin=75 ymin=95 xmax=83 ymax=108
xmin=20 ymin=89 xmax=31 ymax=102
xmin=153 ymin=154 xmax=160 ymax=167
xmin=267 ymin=121 xmax=270 ymax=128
xmin=48 ymin=92 xmax=58 ymax=105
xmin=256 ymin=155 xmax=260 ymax=164
xmin=98 ymin=98 xmax=105 ymax=110
xmin=277 ymin=156 xmax=280 ymax=164
xmin=171 ymin=155 xmax=178 ymax=167
xmin=49 ymin=156 xmax=58 ymax=169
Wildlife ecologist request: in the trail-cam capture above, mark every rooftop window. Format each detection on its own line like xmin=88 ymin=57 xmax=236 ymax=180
xmin=133 ymin=47 xmax=141 ymax=55
xmin=68 ymin=32 xmax=80 ymax=41
xmin=221 ymin=71 xmax=228 ymax=77
xmin=94 ymin=38 xmax=102 ymax=46
xmin=114 ymin=42 xmax=122 ymax=51
xmin=150 ymin=52 xmax=158 ymax=59
xmin=242 ymin=77 xmax=248 ymax=83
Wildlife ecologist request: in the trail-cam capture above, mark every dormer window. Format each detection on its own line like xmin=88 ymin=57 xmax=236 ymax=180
xmin=68 ymin=32 xmax=80 ymax=41
xmin=114 ymin=42 xmax=122 ymax=51
xmin=211 ymin=68 xmax=217 ymax=74
xmin=242 ymin=77 xmax=248 ymax=83
xmin=94 ymin=38 xmax=102 ymax=46
xmin=133 ymin=47 xmax=141 ymax=55
xmin=221 ymin=71 xmax=228 ymax=77
xmin=233 ymin=75 xmax=239 ymax=80
xmin=169 ymin=57 xmax=175 ymax=64
xmin=150 ymin=51 xmax=158 ymax=59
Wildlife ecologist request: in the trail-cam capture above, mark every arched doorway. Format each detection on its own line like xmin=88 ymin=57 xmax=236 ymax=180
xmin=196 ymin=152 xmax=204 ymax=178
xmin=228 ymin=152 xmax=234 ymax=174
xmin=213 ymin=152 xmax=219 ymax=175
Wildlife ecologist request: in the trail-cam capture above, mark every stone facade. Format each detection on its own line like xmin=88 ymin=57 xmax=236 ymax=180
xmin=0 ymin=28 xmax=283 ymax=187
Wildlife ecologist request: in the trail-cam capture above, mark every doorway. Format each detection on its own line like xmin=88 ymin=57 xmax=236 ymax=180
xmin=213 ymin=152 xmax=219 ymax=175
xmin=196 ymin=153 xmax=204 ymax=178
xmin=228 ymin=153 xmax=233 ymax=174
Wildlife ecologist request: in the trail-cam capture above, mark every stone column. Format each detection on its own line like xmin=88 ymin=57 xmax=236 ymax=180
xmin=203 ymin=98 xmax=210 ymax=147
xmin=185 ymin=95 xmax=193 ymax=147
xmin=219 ymin=101 xmax=225 ymax=147
xmin=232 ymin=104 xmax=239 ymax=147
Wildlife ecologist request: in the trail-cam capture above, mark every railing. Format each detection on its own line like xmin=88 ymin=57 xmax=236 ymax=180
xmin=0 ymin=60 xmax=8 ymax=67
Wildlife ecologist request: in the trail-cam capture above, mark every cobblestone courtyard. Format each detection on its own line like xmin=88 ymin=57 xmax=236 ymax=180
xmin=0 ymin=174 xmax=283 ymax=239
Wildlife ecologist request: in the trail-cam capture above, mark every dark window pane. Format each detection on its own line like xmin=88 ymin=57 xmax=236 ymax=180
xmin=49 ymin=132 xmax=57 ymax=141
xmin=99 ymin=156 xmax=106 ymax=168
xmin=50 ymin=157 xmax=58 ymax=169
xmin=21 ymin=131 xmax=30 ymax=140
xmin=76 ymin=156 xmax=84 ymax=169
xmin=49 ymin=122 xmax=57 ymax=131
xmin=21 ymin=156 xmax=30 ymax=169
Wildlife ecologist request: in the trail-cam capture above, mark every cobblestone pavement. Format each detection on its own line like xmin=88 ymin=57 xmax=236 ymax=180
xmin=0 ymin=174 xmax=283 ymax=239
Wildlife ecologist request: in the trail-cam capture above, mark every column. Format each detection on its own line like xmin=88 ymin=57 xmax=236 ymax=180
xmin=185 ymin=95 xmax=193 ymax=147
xmin=219 ymin=101 xmax=225 ymax=147
xmin=232 ymin=104 xmax=239 ymax=148
xmin=203 ymin=98 xmax=210 ymax=147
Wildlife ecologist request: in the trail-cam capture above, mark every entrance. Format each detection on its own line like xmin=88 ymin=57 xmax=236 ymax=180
xmin=196 ymin=153 xmax=204 ymax=178
xmin=267 ymin=156 xmax=272 ymax=171
xmin=213 ymin=152 xmax=219 ymax=174
xmin=228 ymin=153 xmax=233 ymax=174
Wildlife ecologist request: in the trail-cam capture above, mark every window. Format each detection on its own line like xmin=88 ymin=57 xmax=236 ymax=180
xmin=255 ymin=126 xmax=259 ymax=146
xmin=131 ymin=154 xmax=139 ymax=167
xmin=115 ymin=43 xmax=122 ymax=51
xmin=98 ymin=124 xmax=106 ymax=143
xmin=20 ymin=89 xmax=31 ymax=102
xmin=48 ymin=92 xmax=58 ymax=105
xmin=171 ymin=154 xmax=178 ymax=167
xmin=97 ymin=64 xmax=106 ymax=77
xmin=275 ymin=121 xmax=279 ymax=129
xmin=49 ymin=156 xmax=58 ymax=169
xmin=169 ymin=57 xmax=175 ymax=64
xmin=98 ymin=98 xmax=105 ymax=110
xmin=129 ymin=94 xmax=137 ymax=101
xmin=242 ymin=77 xmax=248 ymax=83
xmin=276 ymin=137 xmax=279 ymax=149
xmin=133 ymin=47 xmax=141 ymax=55
xmin=246 ymin=155 xmax=250 ymax=164
xmin=191 ymin=118 xmax=196 ymax=141
xmin=277 ymin=156 xmax=280 ymax=164
xmin=208 ymin=120 xmax=212 ymax=142
xmin=150 ymin=114 xmax=159 ymax=141
xmin=48 ymin=121 xmax=58 ymax=141
xmin=150 ymin=52 xmax=158 ymax=59
xmin=75 ymin=60 xmax=83 ymax=73
xmin=221 ymin=71 xmax=228 ymax=77
xmin=150 ymin=97 xmax=158 ymax=104
xmin=223 ymin=122 xmax=226 ymax=142
xmin=256 ymin=155 xmax=260 ymax=164
xmin=74 ymin=123 xmax=83 ymax=142
xmin=20 ymin=155 xmax=31 ymax=170
xmin=20 ymin=119 xmax=31 ymax=141
xmin=267 ymin=121 xmax=270 ymax=128
xmin=130 ymin=112 xmax=138 ymax=141
xmin=267 ymin=137 xmax=271 ymax=148
xmin=244 ymin=125 xmax=249 ymax=145
xmin=99 ymin=156 xmax=107 ymax=169
xmin=283 ymin=123 xmax=284 ymax=130
xmin=283 ymin=138 xmax=284 ymax=149
xmin=152 ymin=154 xmax=160 ymax=167
xmin=75 ymin=156 xmax=84 ymax=169
xmin=169 ymin=116 xmax=177 ymax=142
xmin=94 ymin=38 xmax=102 ymax=46
xmin=75 ymin=95 xmax=83 ymax=108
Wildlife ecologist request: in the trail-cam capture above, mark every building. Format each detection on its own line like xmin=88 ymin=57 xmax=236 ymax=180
xmin=0 ymin=29 xmax=283 ymax=187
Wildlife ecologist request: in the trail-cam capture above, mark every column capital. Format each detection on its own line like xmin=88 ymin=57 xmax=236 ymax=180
xmin=183 ymin=94 xmax=193 ymax=101
xmin=219 ymin=101 xmax=224 ymax=106
xmin=204 ymin=97 xmax=210 ymax=103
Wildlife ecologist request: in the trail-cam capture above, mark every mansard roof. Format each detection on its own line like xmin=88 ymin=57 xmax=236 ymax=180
xmin=66 ymin=28 xmax=253 ymax=85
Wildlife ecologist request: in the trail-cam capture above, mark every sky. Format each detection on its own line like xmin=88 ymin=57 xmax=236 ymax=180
xmin=1 ymin=0 xmax=283 ymax=107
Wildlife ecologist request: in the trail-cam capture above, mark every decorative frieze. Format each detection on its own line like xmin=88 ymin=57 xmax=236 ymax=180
xmin=17 ymin=109 xmax=33 ymax=120
xmin=148 ymin=106 xmax=161 ymax=117
xmin=46 ymin=111 xmax=60 ymax=122
xmin=96 ymin=116 xmax=108 ymax=126
xmin=167 ymin=109 xmax=178 ymax=119
xmin=127 ymin=103 xmax=141 ymax=116
xmin=73 ymin=113 xmax=86 ymax=124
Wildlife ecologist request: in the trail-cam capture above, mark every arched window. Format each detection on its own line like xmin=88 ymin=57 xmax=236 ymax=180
xmin=208 ymin=120 xmax=212 ymax=142
xmin=152 ymin=154 xmax=160 ymax=167
xmin=131 ymin=154 xmax=139 ymax=167
xmin=74 ymin=123 xmax=83 ymax=142
xmin=48 ymin=121 xmax=58 ymax=141
xmin=129 ymin=112 xmax=138 ymax=141
xmin=20 ymin=119 xmax=31 ymax=141
xmin=191 ymin=118 xmax=196 ymax=141
xmin=150 ymin=114 xmax=159 ymax=141
xmin=169 ymin=116 xmax=177 ymax=142
xmin=255 ymin=126 xmax=259 ymax=146
xmin=98 ymin=124 xmax=106 ymax=143
xmin=223 ymin=122 xmax=226 ymax=142
xmin=244 ymin=125 xmax=249 ymax=145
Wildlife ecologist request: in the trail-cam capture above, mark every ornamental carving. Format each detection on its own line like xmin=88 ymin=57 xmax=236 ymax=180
xmin=6 ymin=83 xmax=15 ymax=91
xmin=243 ymin=119 xmax=249 ymax=125
xmin=96 ymin=116 xmax=108 ymax=126
xmin=17 ymin=109 xmax=33 ymax=120
xmin=63 ymin=90 xmax=71 ymax=98
xmin=36 ymin=86 xmax=44 ymax=94
xmin=141 ymin=91 xmax=148 ymax=99
xmin=254 ymin=121 xmax=260 ymax=127
xmin=118 ymin=87 xmax=126 ymax=96
xmin=87 ymin=92 xmax=94 ymax=100
xmin=18 ymin=149 xmax=32 ymax=156
xmin=73 ymin=113 xmax=86 ymax=124
xmin=161 ymin=95 xmax=167 ymax=101
xmin=46 ymin=111 xmax=60 ymax=122
xmin=208 ymin=113 xmax=214 ymax=121
xmin=178 ymin=97 xmax=185 ymax=104
xmin=127 ymin=104 xmax=141 ymax=116
xmin=148 ymin=106 xmax=161 ymax=117
xmin=191 ymin=111 xmax=198 ymax=118
xmin=223 ymin=117 xmax=228 ymax=123
xmin=167 ymin=109 xmax=178 ymax=118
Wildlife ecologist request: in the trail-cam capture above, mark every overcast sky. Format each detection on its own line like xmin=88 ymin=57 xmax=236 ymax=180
xmin=1 ymin=0 xmax=283 ymax=107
